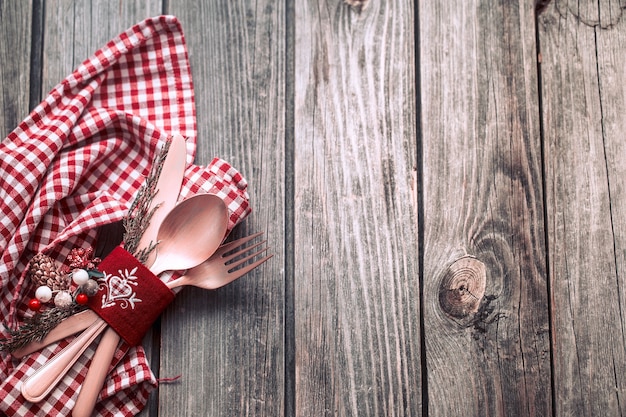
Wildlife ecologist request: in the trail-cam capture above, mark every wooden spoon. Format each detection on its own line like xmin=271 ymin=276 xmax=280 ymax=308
xmin=21 ymin=193 xmax=229 ymax=403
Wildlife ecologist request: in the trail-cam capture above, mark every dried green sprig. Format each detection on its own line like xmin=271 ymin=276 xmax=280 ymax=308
xmin=0 ymin=304 xmax=85 ymax=352
xmin=123 ymin=139 xmax=172 ymax=263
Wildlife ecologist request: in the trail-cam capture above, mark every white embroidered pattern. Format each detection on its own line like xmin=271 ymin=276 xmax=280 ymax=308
xmin=98 ymin=267 xmax=142 ymax=309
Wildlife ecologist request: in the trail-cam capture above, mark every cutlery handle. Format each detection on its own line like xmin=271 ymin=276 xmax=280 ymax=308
xmin=72 ymin=239 xmax=173 ymax=415
xmin=21 ymin=319 xmax=107 ymax=403
xmin=73 ymin=327 xmax=120 ymax=417
xmin=13 ymin=310 xmax=99 ymax=359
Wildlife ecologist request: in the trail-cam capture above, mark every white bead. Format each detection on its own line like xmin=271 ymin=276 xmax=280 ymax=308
xmin=35 ymin=286 xmax=53 ymax=303
xmin=72 ymin=269 xmax=90 ymax=285
xmin=54 ymin=291 xmax=73 ymax=307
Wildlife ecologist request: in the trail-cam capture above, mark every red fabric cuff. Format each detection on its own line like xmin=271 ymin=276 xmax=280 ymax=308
xmin=87 ymin=246 xmax=174 ymax=345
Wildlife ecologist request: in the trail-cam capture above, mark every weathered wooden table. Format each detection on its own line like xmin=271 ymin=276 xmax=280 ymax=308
xmin=2 ymin=0 xmax=625 ymax=416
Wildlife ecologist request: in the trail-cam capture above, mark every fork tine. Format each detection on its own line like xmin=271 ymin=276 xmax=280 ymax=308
xmin=223 ymin=239 xmax=267 ymax=263
xmin=215 ymin=232 xmax=263 ymax=255
xmin=227 ymin=245 xmax=269 ymax=269
xmin=228 ymin=253 xmax=274 ymax=278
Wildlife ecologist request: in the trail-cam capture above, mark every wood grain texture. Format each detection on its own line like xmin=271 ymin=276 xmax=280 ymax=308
xmin=419 ymin=0 xmax=551 ymax=415
xmin=539 ymin=1 xmax=626 ymax=414
xmin=159 ymin=2 xmax=286 ymax=416
xmin=0 ymin=0 xmax=33 ymax=137
xmin=41 ymin=1 xmax=162 ymax=95
xmin=5 ymin=0 xmax=626 ymax=415
xmin=294 ymin=1 xmax=420 ymax=415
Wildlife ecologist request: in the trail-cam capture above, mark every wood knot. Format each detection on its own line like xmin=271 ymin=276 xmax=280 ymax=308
xmin=438 ymin=256 xmax=486 ymax=318
xmin=344 ymin=0 xmax=368 ymax=11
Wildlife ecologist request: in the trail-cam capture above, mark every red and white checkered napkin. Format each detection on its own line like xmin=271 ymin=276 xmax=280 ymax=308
xmin=0 ymin=16 xmax=251 ymax=416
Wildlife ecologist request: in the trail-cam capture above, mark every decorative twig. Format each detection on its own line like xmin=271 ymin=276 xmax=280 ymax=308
xmin=123 ymin=139 xmax=172 ymax=263
xmin=0 ymin=304 xmax=85 ymax=352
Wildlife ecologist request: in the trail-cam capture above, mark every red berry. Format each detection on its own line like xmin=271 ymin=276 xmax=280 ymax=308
xmin=28 ymin=299 xmax=42 ymax=311
xmin=75 ymin=293 xmax=89 ymax=305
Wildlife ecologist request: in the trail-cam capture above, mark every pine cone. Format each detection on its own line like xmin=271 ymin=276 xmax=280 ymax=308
xmin=27 ymin=253 xmax=69 ymax=291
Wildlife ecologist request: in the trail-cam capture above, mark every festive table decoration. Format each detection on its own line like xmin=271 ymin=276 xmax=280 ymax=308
xmin=0 ymin=248 xmax=103 ymax=353
xmin=0 ymin=139 xmax=172 ymax=353
xmin=0 ymin=15 xmax=252 ymax=417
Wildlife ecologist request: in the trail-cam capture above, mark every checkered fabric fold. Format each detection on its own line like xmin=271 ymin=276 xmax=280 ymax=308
xmin=0 ymin=16 xmax=250 ymax=416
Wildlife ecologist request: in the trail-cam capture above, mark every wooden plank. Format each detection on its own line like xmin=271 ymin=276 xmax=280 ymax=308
xmin=293 ymin=1 xmax=420 ymax=415
xmin=41 ymin=1 xmax=162 ymax=93
xmin=159 ymin=2 xmax=286 ymax=416
xmin=0 ymin=0 xmax=33 ymax=137
xmin=539 ymin=1 xmax=626 ymax=414
xmin=419 ymin=0 xmax=551 ymax=415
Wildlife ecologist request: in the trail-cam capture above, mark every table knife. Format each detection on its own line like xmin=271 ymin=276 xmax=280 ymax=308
xmin=21 ymin=134 xmax=187 ymax=403
xmin=72 ymin=134 xmax=187 ymax=416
